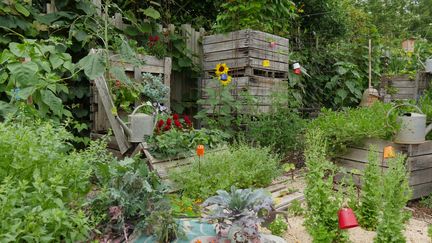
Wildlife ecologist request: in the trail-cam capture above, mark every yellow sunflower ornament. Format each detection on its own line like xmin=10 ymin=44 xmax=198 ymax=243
xmin=215 ymin=63 xmax=229 ymax=76
xmin=218 ymin=73 xmax=232 ymax=86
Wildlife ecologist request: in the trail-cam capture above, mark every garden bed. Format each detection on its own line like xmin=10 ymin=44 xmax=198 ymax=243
xmin=335 ymin=138 xmax=432 ymax=199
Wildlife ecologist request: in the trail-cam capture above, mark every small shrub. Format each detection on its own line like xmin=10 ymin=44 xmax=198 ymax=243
xmin=267 ymin=216 xmax=288 ymax=236
xmin=420 ymin=194 xmax=432 ymax=209
xmin=358 ymin=146 xmax=382 ymax=230
xmin=374 ymin=154 xmax=411 ymax=243
xmin=169 ymin=144 xmax=281 ymax=199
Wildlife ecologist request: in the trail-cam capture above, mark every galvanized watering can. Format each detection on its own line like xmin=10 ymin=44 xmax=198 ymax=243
xmin=115 ymin=104 xmax=154 ymax=143
xmin=387 ymin=104 xmax=432 ymax=144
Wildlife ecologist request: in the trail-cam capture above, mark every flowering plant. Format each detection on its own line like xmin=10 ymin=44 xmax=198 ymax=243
xmin=155 ymin=114 xmax=193 ymax=134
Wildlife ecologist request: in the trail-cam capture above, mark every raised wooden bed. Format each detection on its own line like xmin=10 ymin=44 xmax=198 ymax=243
xmin=380 ymin=72 xmax=431 ymax=101
xmin=203 ymin=29 xmax=289 ymax=79
xmin=334 ymin=138 xmax=432 ymax=199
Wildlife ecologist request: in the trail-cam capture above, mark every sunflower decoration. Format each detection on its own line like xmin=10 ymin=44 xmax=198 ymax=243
xmin=218 ymin=73 xmax=232 ymax=86
xmin=215 ymin=63 xmax=229 ymax=76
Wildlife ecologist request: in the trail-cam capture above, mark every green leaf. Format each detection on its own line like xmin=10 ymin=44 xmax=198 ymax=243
xmin=40 ymin=90 xmax=63 ymax=116
xmin=77 ymin=53 xmax=105 ymax=80
xmin=142 ymin=7 xmax=160 ymax=19
xmin=49 ymin=54 xmax=64 ymax=69
xmin=14 ymin=3 xmax=30 ymax=17
xmin=8 ymin=61 xmax=39 ymax=86
xmin=336 ymin=89 xmax=348 ymax=101
xmin=9 ymin=42 xmax=28 ymax=58
xmin=16 ymin=87 xmax=35 ymax=99
xmin=0 ymin=72 xmax=8 ymax=84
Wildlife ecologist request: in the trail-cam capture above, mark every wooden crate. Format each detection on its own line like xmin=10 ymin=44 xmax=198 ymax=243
xmin=90 ymin=54 xmax=172 ymax=134
xmin=200 ymin=76 xmax=287 ymax=113
xmin=334 ymin=138 xmax=432 ymax=199
xmin=380 ymin=72 xmax=431 ymax=101
xmin=203 ymin=29 xmax=289 ymax=79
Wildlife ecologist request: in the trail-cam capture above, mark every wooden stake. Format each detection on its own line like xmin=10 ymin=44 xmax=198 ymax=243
xmin=369 ymin=39 xmax=372 ymax=88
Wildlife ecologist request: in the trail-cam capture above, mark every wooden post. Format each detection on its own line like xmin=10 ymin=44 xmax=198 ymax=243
xmin=163 ymin=57 xmax=172 ymax=109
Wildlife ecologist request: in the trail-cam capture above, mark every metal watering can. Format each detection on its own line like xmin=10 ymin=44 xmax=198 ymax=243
xmin=387 ymin=104 xmax=432 ymax=144
xmin=115 ymin=103 xmax=155 ymax=143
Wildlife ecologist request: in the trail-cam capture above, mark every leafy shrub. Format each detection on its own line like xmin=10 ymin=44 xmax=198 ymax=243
xmin=308 ymin=102 xmax=398 ymax=155
xmin=374 ymin=154 xmax=411 ymax=243
xmin=287 ymin=199 xmax=304 ymax=216
xmin=142 ymin=72 xmax=170 ymax=104
xmin=169 ymin=144 xmax=280 ymax=199
xmin=0 ymin=121 xmax=108 ymax=242
xmin=267 ymin=216 xmax=288 ymax=236
xmin=304 ymin=129 xmax=347 ymax=243
xmin=358 ymin=147 xmax=382 ymax=230
xmin=420 ymin=194 xmax=432 ymax=209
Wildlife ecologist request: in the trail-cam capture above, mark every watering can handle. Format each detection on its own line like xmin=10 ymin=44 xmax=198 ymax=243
xmin=131 ymin=103 xmax=159 ymax=130
xmin=386 ymin=103 xmax=423 ymax=129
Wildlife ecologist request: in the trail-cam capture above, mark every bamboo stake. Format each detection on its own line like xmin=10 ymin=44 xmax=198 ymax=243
xmin=369 ymin=39 xmax=372 ymax=88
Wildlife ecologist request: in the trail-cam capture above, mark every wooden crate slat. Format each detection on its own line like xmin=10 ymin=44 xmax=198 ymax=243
xmin=249 ymin=30 xmax=289 ymax=46
xmin=203 ymin=29 xmax=250 ymax=45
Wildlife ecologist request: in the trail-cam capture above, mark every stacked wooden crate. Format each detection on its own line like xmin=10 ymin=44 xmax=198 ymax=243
xmin=380 ymin=72 xmax=431 ymax=101
xmin=201 ymin=29 xmax=290 ymax=113
xmin=334 ymin=138 xmax=432 ymax=199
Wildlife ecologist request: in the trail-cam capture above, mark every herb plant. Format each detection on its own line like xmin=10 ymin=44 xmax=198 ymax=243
xmin=303 ymin=129 xmax=347 ymax=243
xmin=374 ymin=154 xmax=411 ymax=243
xmin=358 ymin=146 xmax=382 ymax=230
xmin=142 ymin=72 xmax=169 ymax=104
xmin=169 ymin=144 xmax=280 ymax=199
xmin=267 ymin=216 xmax=288 ymax=237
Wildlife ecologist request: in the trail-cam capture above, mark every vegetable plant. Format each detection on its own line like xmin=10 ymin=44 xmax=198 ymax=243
xmin=267 ymin=216 xmax=288 ymax=237
xmin=202 ymin=187 xmax=274 ymax=242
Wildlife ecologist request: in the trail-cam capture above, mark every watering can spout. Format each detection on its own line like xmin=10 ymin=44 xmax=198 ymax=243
xmin=115 ymin=116 xmax=132 ymax=137
xmin=426 ymin=123 xmax=432 ymax=136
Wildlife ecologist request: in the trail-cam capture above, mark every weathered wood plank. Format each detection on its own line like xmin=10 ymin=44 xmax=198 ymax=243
xmin=163 ymin=57 xmax=172 ymax=109
xmin=203 ymin=58 xmax=289 ymax=72
xmin=203 ymin=29 xmax=289 ymax=47
xmin=92 ymin=66 xmax=131 ymax=154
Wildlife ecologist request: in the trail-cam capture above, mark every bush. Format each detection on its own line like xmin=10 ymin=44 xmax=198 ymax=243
xmin=308 ymin=102 xmax=398 ymax=155
xmin=169 ymin=144 xmax=281 ymax=199
xmin=0 ymin=121 xmax=107 ymax=242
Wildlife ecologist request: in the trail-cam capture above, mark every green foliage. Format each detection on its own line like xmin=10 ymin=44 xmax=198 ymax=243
xmin=358 ymin=147 xmax=382 ymax=230
xmin=374 ymin=154 xmax=411 ymax=243
xmin=308 ymin=102 xmax=399 ymax=155
xmin=267 ymin=216 xmax=288 ymax=236
xmin=239 ymin=87 xmax=306 ymax=155
xmin=429 ymin=225 xmax=432 ymax=240
xmin=149 ymin=128 xmax=228 ymax=159
xmin=195 ymin=79 xmax=240 ymax=133
xmin=146 ymin=209 xmax=185 ymax=243
xmin=287 ymin=199 xmax=304 ymax=216
xmin=0 ymin=38 xmax=76 ymax=120
xmin=88 ymin=155 xmax=164 ymax=235
xmin=169 ymin=195 xmax=201 ymax=218
xmin=142 ymin=72 xmax=169 ymax=104
xmin=0 ymin=120 xmax=112 ymax=242
xmin=304 ymin=129 xmax=347 ymax=243
xmin=169 ymin=144 xmax=280 ymax=199
xmin=213 ymin=0 xmax=297 ymax=35
xmin=203 ymin=186 xmax=274 ymax=242
xmin=420 ymin=194 xmax=432 ymax=209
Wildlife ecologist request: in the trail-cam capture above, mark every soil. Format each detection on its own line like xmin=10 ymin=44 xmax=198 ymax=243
xmin=279 ymin=170 xmax=432 ymax=243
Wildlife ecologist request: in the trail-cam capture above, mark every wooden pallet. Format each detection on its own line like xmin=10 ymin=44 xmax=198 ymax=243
xmin=203 ymin=29 xmax=290 ymax=78
xmin=334 ymin=138 xmax=432 ymax=199
xmin=380 ymin=73 xmax=431 ymax=101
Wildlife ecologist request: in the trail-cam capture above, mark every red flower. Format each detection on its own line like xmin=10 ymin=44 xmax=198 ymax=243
xmin=174 ymin=119 xmax=182 ymax=129
xmin=166 ymin=118 xmax=172 ymax=126
xmin=183 ymin=115 xmax=192 ymax=127
xmin=173 ymin=114 xmax=179 ymax=120
xmin=163 ymin=124 xmax=171 ymax=131
xmin=157 ymin=119 xmax=164 ymax=129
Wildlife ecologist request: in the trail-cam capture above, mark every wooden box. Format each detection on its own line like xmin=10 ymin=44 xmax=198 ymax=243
xmin=335 ymin=138 xmax=432 ymax=199
xmin=380 ymin=72 xmax=431 ymax=101
xmin=90 ymin=54 xmax=172 ymax=134
xmin=203 ymin=29 xmax=289 ymax=79
xmin=200 ymin=75 xmax=287 ymax=113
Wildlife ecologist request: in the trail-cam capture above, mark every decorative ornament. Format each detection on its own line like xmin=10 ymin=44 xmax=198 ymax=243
xmin=269 ymin=41 xmax=277 ymax=48
xmin=220 ymin=73 xmax=228 ymax=81
xmin=338 ymin=207 xmax=359 ymax=229
xmin=215 ymin=63 xmax=229 ymax=76
xmin=293 ymin=62 xmax=301 ymax=75
xmin=262 ymin=59 xmax=270 ymax=67
xmin=383 ymin=146 xmax=396 ymax=159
